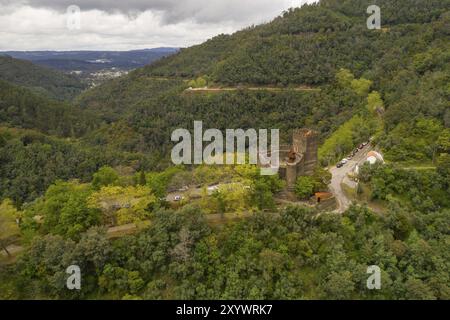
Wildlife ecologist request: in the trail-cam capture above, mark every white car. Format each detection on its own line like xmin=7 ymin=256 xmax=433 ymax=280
xmin=207 ymin=185 xmax=219 ymax=192
xmin=341 ymin=158 xmax=349 ymax=164
xmin=174 ymin=195 xmax=183 ymax=201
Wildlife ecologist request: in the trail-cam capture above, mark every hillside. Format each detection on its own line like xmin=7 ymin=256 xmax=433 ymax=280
xmin=0 ymin=80 xmax=100 ymax=137
xmin=0 ymin=56 xmax=86 ymax=101
xmin=0 ymin=0 xmax=449 ymax=301
xmin=143 ymin=0 xmax=449 ymax=85
xmin=0 ymin=126 xmax=144 ymax=205
xmin=77 ymin=0 xmax=449 ymax=166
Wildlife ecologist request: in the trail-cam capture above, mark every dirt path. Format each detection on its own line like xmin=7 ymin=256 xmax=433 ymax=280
xmin=185 ymin=86 xmax=321 ymax=93
xmin=329 ymin=144 xmax=372 ymax=213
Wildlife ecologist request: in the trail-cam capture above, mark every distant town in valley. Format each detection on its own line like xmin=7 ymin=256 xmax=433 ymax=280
xmin=0 ymin=48 xmax=179 ymax=86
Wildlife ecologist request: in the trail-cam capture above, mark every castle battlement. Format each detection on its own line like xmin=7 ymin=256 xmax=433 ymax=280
xmin=259 ymin=128 xmax=318 ymax=190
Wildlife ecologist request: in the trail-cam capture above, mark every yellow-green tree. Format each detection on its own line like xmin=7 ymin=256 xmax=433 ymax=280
xmin=367 ymin=91 xmax=385 ymax=114
xmin=88 ymin=186 xmax=156 ymax=226
xmin=336 ymin=68 xmax=354 ymax=87
xmin=188 ymin=76 xmax=208 ymax=88
xmin=336 ymin=68 xmax=372 ymax=97
xmin=218 ymin=183 xmax=249 ymax=213
xmin=351 ymin=78 xmax=373 ymax=96
xmin=92 ymin=166 xmax=120 ymax=190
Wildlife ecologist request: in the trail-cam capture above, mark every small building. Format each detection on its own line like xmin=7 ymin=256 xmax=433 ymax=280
xmin=314 ymin=192 xmax=334 ymax=203
xmin=366 ymin=151 xmax=384 ymax=165
xmin=314 ymin=192 xmax=336 ymax=211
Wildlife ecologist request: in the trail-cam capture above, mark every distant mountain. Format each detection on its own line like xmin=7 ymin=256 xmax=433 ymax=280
xmin=1 ymin=48 xmax=180 ymax=72
xmin=0 ymin=56 xmax=86 ymax=101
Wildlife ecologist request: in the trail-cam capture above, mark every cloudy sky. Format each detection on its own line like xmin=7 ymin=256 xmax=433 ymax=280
xmin=0 ymin=0 xmax=317 ymax=51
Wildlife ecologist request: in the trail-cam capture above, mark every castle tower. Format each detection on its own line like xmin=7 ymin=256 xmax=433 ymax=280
xmin=258 ymin=128 xmax=318 ymax=192
xmin=293 ymin=129 xmax=318 ymax=176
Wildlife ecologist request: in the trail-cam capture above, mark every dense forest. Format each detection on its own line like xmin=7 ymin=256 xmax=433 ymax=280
xmin=0 ymin=0 xmax=449 ymax=300
xmin=0 ymin=56 xmax=86 ymax=101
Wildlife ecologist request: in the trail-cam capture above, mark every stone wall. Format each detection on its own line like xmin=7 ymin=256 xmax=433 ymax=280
xmin=293 ymin=129 xmax=318 ymax=176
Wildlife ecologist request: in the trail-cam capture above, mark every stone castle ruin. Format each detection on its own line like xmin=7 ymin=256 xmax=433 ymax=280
xmin=259 ymin=129 xmax=318 ymax=190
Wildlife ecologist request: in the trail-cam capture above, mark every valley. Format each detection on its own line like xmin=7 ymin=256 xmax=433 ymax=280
xmin=0 ymin=0 xmax=449 ymax=301
xmin=1 ymin=48 xmax=179 ymax=87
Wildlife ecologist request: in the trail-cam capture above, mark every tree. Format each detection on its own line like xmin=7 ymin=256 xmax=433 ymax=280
xmin=351 ymin=78 xmax=372 ymax=97
xmin=138 ymin=171 xmax=147 ymax=186
xmin=88 ymin=186 xmax=155 ymax=225
xmin=404 ymin=278 xmax=436 ymax=300
xmin=196 ymin=77 xmax=207 ymax=88
xmin=319 ymin=115 xmax=375 ymax=165
xmin=367 ymin=91 xmax=385 ymax=114
xmin=0 ymin=200 xmax=20 ymax=257
xmin=92 ymin=166 xmax=119 ymax=190
xmin=15 ymin=234 xmax=80 ymax=299
xmin=38 ymin=181 xmax=100 ymax=239
xmin=98 ymin=264 xmax=145 ymax=298
xmin=437 ymin=153 xmax=450 ymax=181
xmin=147 ymin=167 xmax=185 ymax=198
xmin=212 ymin=190 xmax=226 ymax=217
xmin=437 ymin=129 xmax=450 ymax=153
xmin=323 ymin=271 xmax=355 ymax=300
xmin=380 ymin=118 xmax=443 ymax=162
xmin=250 ymin=180 xmax=276 ymax=210
xmin=171 ymin=227 xmax=194 ymax=262
xmin=188 ymin=77 xmax=208 ymax=88
xmin=336 ymin=68 xmax=354 ymax=87
xmin=312 ymin=167 xmax=332 ymax=191
xmin=73 ymin=227 xmax=112 ymax=271
xmin=295 ymin=176 xmax=315 ymax=200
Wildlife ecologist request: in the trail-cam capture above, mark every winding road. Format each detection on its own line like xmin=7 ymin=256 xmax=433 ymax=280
xmin=329 ymin=144 xmax=372 ymax=213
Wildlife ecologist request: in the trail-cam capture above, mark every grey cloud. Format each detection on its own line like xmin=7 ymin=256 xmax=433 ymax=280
xmin=0 ymin=0 xmax=317 ymax=50
xmin=3 ymin=0 xmax=297 ymax=24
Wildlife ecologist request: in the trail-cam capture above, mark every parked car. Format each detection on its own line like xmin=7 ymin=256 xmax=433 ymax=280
xmin=359 ymin=144 xmax=364 ymax=149
xmin=207 ymin=185 xmax=219 ymax=192
xmin=174 ymin=195 xmax=183 ymax=201
xmin=337 ymin=162 xmax=344 ymax=168
xmin=341 ymin=158 xmax=349 ymax=164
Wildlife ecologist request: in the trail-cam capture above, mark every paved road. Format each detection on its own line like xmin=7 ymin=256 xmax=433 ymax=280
xmin=329 ymin=144 xmax=371 ymax=213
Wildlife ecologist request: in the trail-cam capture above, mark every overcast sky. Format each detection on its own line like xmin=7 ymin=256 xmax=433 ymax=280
xmin=0 ymin=0 xmax=318 ymax=51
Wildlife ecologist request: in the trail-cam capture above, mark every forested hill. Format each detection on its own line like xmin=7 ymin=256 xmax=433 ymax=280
xmin=0 ymin=80 xmax=100 ymax=137
xmin=0 ymin=0 xmax=449 ymax=301
xmin=142 ymin=0 xmax=449 ymax=85
xmin=1 ymin=0 xmax=447 ymax=207
xmin=77 ymin=0 xmax=449 ymax=166
xmin=0 ymin=55 xmax=86 ymax=101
